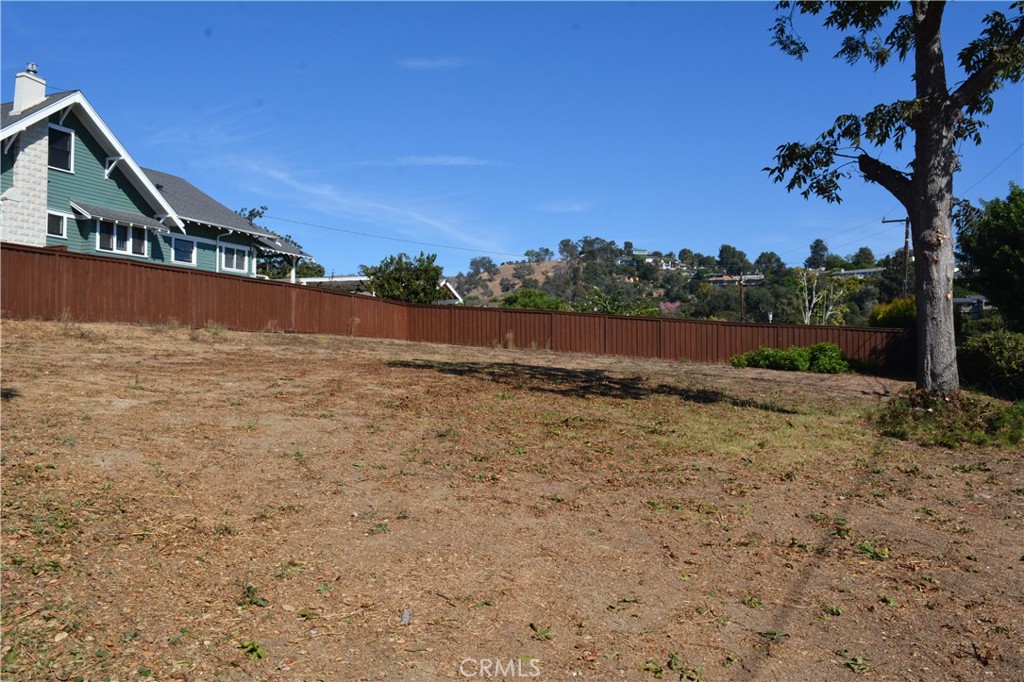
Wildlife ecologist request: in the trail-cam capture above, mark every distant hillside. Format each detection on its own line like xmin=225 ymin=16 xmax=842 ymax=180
xmin=463 ymin=260 xmax=563 ymax=303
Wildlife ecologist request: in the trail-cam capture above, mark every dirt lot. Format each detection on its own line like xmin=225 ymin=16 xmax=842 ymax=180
xmin=1 ymin=319 xmax=1021 ymax=681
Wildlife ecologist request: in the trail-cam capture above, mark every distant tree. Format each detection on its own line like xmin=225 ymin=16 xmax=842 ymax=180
xmin=804 ymin=239 xmax=829 ymax=270
xmin=677 ymin=248 xmax=695 ymax=266
xmin=499 ymin=277 xmax=516 ymax=293
xmin=717 ymin=244 xmax=751 ymax=275
xmin=754 ymin=251 xmax=788 ymax=280
xmin=876 ymin=249 xmax=915 ymax=303
xmin=469 ymin=256 xmax=500 ymax=277
xmin=574 ymin=286 xmax=658 ymax=317
xmin=696 ymin=253 xmax=719 ymax=270
xmin=238 ymin=207 xmax=325 ymax=279
xmin=501 ymin=288 xmax=566 ymax=311
xmin=824 ymin=253 xmax=853 ymax=271
xmin=558 ymin=238 xmax=579 ymax=261
xmin=623 ymin=241 xmax=635 ymax=256
xmin=956 ymin=183 xmax=1024 ymax=329
xmin=849 ymin=246 xmax=876 ymax=269
xmin=794 ymin=268 xmax=849 ymax=325
xmin=524 ymin=248 xmax=553 ymax=263
xmin=634 ymin=260 xmax=659 ymax=283
xmin=359 ymin=252 xmax=444 ymax=304
xmin=512 ymin=262 xmax=536 ymax=282
xmin=765 ymin=1 xmax=1024 ymax=393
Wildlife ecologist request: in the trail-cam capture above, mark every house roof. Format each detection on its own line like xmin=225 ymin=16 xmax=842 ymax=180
xmin=142 ymin=168 xmax=271 ymax=237
xmin=253 ymin=234 xmax=312 ymax=259
xmin=0 ymin=90 xmax=78 ymax=129
xmin=69 ymin=200 xmax=169 ymax=231
xmin=140 ymin=169 xmax=312 ymax=259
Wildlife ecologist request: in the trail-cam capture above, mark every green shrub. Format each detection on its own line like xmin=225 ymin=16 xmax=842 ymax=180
xmin=869 ymin=297 xmax=916 ymax=328
xmin=807 ymin=342 xmax=850 ymax=374
xmin=876 ymin=389 xmax=1023 ymax=448
xmin=731 ymin=343 xmax=850 ymax=374
xmin=958 ymin=330 xmax=1024 ymax=400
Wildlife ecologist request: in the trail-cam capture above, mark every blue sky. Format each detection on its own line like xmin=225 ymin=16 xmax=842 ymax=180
xmin=3 ymin=1 xmax=1021 ymax=275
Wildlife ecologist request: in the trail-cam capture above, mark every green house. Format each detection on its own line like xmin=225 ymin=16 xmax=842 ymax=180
xmin=1 ymin=64 xmax=311 ymax=278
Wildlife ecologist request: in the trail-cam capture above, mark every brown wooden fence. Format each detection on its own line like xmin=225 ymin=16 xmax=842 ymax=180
xmin=1 ymin=243 xmax=913 ymax=373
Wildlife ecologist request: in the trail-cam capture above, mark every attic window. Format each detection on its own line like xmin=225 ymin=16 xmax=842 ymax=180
xmin=48 ymin=124 xmax=74 ymax=172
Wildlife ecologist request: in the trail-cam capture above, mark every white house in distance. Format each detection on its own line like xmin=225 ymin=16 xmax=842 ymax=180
xmin=299 ymin=275 xmax=464 ymax=305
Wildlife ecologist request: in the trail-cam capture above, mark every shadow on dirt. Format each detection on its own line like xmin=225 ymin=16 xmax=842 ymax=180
xmin=388 ymin=360 xmax=801 ymax=414
xmin=1 ymin=387 xmax=19 ymax=401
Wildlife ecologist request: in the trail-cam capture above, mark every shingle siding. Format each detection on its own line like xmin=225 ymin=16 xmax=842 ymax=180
xmin=0 ymin=120 xmax=48 ymax=246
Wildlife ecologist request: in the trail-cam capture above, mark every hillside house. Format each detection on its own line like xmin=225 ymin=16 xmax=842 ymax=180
xmin=706 ymin=273 xmax=765 ymax=287
xmin=1 ymin=64 xmax=311 ymax=279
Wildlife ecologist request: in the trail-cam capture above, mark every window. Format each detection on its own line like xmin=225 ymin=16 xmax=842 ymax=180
xmin=48 ymin=125 xmax=74 ymax=172
xmin=172 ymin=237 xmax=196 ymax=265
xmin=222 ymin=246 xmax=248 ymax=272
xmin=47 ymin=212 xmax=67 ymax=238
xmin=96 ymin=221 xmax=146 ymax=256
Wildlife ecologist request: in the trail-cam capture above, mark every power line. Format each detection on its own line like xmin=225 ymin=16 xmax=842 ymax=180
xmin=264 ymin=215 xmax=524 ymax=259
xmin=958 ymin=143 xmax=1023 ymax=196
xmin=775 ymin=143 xmax=1021 ymax=264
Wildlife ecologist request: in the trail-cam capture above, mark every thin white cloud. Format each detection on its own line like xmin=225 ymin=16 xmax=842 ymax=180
xmin=224 ymin=158 xmax=499 ymax=252
xmin=398 ymin=58 xmax=465 ymax=70
xmin=141 ymin=104 xmax=266 ymax=150
xmin=535 ymin=199 xmax=596 ymax=213
xmin=342 ymin=155 xmax=502 ymax=167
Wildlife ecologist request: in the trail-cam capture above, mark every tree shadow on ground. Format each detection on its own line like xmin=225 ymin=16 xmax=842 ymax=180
xmin=1 ymin=387 xmax=19 ymax=401
xmin=387 ymin=360 xmax=801 ymax=415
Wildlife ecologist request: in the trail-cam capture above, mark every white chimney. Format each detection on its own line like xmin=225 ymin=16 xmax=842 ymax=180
xmin=12 ymin=63 xmax=46 ymax=115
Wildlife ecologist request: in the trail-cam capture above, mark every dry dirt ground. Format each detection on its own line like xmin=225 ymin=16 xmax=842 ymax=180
xmin=1 ymin=319 xmax=1021 ymax=682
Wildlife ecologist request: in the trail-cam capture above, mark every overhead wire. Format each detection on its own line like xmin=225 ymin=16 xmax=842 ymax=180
xmin=777 ymin=142 xmax=1022 ymax=266
xmin=263 ymin=215 xmax=524 ymax=259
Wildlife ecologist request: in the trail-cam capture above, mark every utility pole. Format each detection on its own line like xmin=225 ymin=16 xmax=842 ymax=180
xmin=739 ymin=272 xmax=746 ymax=323
xmin=883 ymin=217 xmax=911 ymax=297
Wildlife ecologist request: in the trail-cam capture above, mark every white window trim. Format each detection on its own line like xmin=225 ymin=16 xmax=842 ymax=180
xmin=171 ymin=236 xmax=198 ymax=266
xmin=221 ymin=245 xmax=250 ymax=272
xmin=95 ymin=220 xmax=149 ymax=258
xmin=48 ymin=123 xmax=75 ymax=174
xmin=46 ymin=211 xmax=72 ymax=240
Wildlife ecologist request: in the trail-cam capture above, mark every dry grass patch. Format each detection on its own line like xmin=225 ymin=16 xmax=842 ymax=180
xmin=1 ymin=319 xmax=1021 ymax=680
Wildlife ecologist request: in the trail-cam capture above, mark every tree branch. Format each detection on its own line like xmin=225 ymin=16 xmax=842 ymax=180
xmin=951 ymin=18 xmax=1024 ymax=109
xmin=919 ymin=0 xmax=945 ymax=38
xmin=858 ymin=154 xmax=913 ymax=208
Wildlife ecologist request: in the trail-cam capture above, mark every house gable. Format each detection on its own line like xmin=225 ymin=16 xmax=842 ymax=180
xmin=2 ymin=67 xmax=314 ymax=278
xmin=1 ymin=91 xmax=182 ymax=231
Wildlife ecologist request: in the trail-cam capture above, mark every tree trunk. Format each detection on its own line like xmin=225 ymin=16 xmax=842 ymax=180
xmin=908 ymin=0 xmax=960 ymax=393
xmin=909 ymin=196 xmax=959 ymax=392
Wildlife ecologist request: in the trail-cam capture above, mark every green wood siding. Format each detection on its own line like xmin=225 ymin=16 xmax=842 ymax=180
xmin=153 ymin=227 xmax=255 ymax=275
xmin=46 ymin=111 xmax=153 ymax=217
xmin=1 ymin=145 xmax=13 ymax=194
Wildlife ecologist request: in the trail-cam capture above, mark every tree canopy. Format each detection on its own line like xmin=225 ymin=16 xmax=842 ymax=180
xmin=237 ymin=206 xmax=325 ymax=279
xmin=765 ymin=1 xmax=1024 ymax=393
xmin=956 ymin=183 xmax=1024 ymax=330
xmin=500 ymin=288 xmax=566 ymax=311
xmin=359 ymin=252 xmax=444 ymax=304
